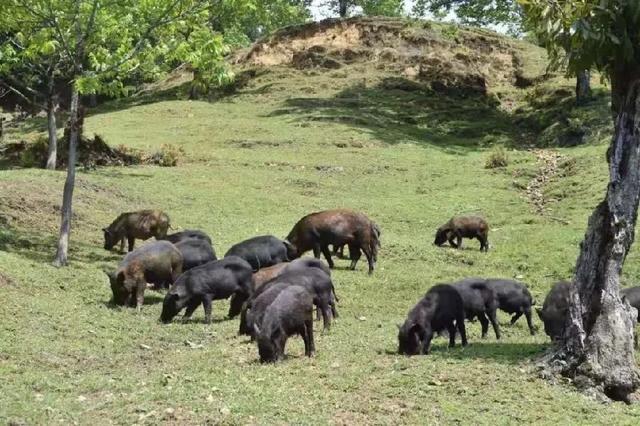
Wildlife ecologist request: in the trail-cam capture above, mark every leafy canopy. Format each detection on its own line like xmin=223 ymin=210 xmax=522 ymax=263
xmin=413 ymin=0 xmax=524 ymax=35
xmin=519 ymin=0 xmax=640 ymax=77
xmin=0 ymin=0 xmax=232 ymax=97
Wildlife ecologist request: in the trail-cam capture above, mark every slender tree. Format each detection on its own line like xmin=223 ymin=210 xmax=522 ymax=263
xmin=1 ymin=0 xmax=231 ymax=266
xmin=0 ymin=27 xmax=66 ymax=169
xmin=520 ymin=0 xmax=640 ymax=402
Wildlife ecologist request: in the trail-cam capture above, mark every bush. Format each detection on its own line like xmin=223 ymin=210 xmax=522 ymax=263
xmin=146 ymin=144 xmax=184 ymax=167
xmin=485 ymin=146 xmax=509 ymax=169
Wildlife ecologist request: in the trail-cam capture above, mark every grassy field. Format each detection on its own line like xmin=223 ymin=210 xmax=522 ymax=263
xmin=2 ymin=20 xmax=640 ymax=424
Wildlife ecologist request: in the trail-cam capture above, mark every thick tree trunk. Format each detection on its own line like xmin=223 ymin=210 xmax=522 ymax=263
xmin=546 ymin=72 xmax=640 ymax=403
xmin=339 ymin=0 xmax=348 ymax=17
xmin=53 ymin=87 xmax=80 ymax=267
xmin=576 ymin=69 xmax=591 ymax=106
xmin=45 ymin=91 xmax=58 ymax=170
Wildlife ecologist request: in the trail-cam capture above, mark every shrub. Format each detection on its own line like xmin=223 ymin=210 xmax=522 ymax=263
xmin=146 ymin=144 xmax=184 ymax=167
xmin=485 ymin=146 xmax=509 ymax=169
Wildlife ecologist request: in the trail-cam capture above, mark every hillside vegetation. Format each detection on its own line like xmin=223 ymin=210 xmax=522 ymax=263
xmin=1 ymin=17 xmax=638 ymax=424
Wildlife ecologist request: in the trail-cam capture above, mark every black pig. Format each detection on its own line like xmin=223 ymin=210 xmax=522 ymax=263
xmin=160 ymin=256 xmax=252 ymax=324
xmin=398 ymin=284 xmax=467 ymax=355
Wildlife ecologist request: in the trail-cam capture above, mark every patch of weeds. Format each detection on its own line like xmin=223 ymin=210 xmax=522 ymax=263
xmin=485 ymin=146 xmax=509 ymax=169
xmin=146 ymin=144 xmax=184 ymax=167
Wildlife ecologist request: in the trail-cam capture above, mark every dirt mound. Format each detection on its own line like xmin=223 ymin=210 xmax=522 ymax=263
xmin=235 ymin=17 xmax=544 ymax=94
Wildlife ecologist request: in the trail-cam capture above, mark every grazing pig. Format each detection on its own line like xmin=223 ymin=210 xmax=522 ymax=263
xmin=434 ymin=215 xmax=489 ymax=252
xmin=230 ymin=257 xmax=331 ymax=321
xmin=536 ymin=280 xmax=571 ymax=341
xmin=254 ymin=285 xmax=315 ymax=362
xmin=482 ymin=278 xmax=536 ymax=335
xmin=285 ymin=209 xmax=380 ymax=274
xmin=174 ymin=238 xmax=217 ymax=271
xmin=622 ymin=286 xmax=640 ymax=322
xmin=239 ymin=267 xmax=337 ymax=335
xmin=452 ymin=279 xmax=501 ymax=339
xmin=224 ymin=235 xmax=293 ymax=271
xmin=106 ymin=241 xmax=182 ymax=311
xmin=398 ymin=284 xmax=467 ymax=355
xmin=160 ymin=229 xmax=212 ymax=246
xmin=160 ymin=256 xmax=253 ymax=324
xmin=103 ymin=209 xmax=170 ymax=253
xmin=246 ymin=282 xmax=293 ymax=341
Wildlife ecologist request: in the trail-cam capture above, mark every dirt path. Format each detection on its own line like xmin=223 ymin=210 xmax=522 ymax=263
xmin=526 ymin=149 xmax=566 ymax=215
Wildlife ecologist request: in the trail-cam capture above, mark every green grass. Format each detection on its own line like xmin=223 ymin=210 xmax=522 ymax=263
xmin=2 ymin=26 xmax=640 ymax=424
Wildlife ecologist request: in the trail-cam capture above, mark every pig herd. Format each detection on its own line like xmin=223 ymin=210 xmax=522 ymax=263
xmin=103 ymin=209 xmax=640 ymax=362
xmin=104 ymin=208 xmax=376 ymax=362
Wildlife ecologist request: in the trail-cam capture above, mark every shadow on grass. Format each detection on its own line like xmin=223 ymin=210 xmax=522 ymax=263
xmin=384 ymin=341 xmax=547 ymax=364
xmin=432 ymin=341 xmax=546 ymax=364
xmin=0 ymin=225 xmax=117 ymax=265
xmin=101 ymin=294 xmax=166 ymax=309
xmin=269 ymin=77 xmax=525 ymax=153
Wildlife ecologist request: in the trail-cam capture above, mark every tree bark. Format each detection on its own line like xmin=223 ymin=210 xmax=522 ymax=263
xmin=53 ymin=87 xmax=80 ymax=267
xmin=45 ymin=89 xmax=58 ymax=170
xmin=547 ymin=71 xmax=640 ymax=403
xmin=339 ymin=0 xmax=348 ymax=17
xmin=576 ymin=69 xmax=591 ymax=106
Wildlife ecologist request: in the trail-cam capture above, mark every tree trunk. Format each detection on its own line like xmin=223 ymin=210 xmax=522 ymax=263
xmin=339 ymin=0 xmax=348 ymax=17
xmin=53 ymin=87 xmax=80 ymax=267
xmin=45 ymin=91 xmax=58 ymax=170
xmin=546 ymin=71 xmax=640 ymax=403
xmin=576 ymin=69 xmax=592 ymax=106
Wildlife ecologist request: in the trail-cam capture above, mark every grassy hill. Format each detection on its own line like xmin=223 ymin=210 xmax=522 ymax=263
xmin=1 ymin=17 xmax=638 ymax=424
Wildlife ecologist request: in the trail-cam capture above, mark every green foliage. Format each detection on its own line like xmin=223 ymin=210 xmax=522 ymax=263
xmin=325 ymin=0 xmax=406 ymax=17
xmin=519 ymin=0 xmax=640 ymax=77
xmin=413 ymin=0 xmax=525 ymax=36
xmin=209 ymin=0 xmax=311 ymax=44
xmin=0 ymin=1 xmax=234 ymax=100
xmin=359 ymin=0 xmax=405 ymax=16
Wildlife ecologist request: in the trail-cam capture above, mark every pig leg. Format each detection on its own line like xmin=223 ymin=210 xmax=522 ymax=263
xmin=447 ymin=322 xmax=457 ymax=347
xmin=183 ymin=299 xmax=200 ymax=320
xmin=510 ymin=311 xmax=523 ymax=325
xmin=524 ymin=308 xmax=536 ymax=335
xmin=330 ymin=300 xmax=339 ymax=318
xmin=361 ymin=246 xmax=375 ymax=275
xmin=202 ymin=294 xmax=213 ymax=324
xmin=320 ymin=245 xmax=334 ymax=269
xmin=119 ymin=237 xmax=126 ymax=253
xmin=421 ymin=329 xmax=433 ymax=354
xmin=487 ymin=310 xmax=501 ymax=339
xmin=238 ymin=305 xmax=250 ymax=335
xmin=478 ymin=313 xmax=489 ymax=338
xmin=315 ymin=305 xmax=322 ymax=321
xmin=455 ymin=233 xmax=463 ymax=249
xmin=304 ymin=318 xmax=315 ymax=357
xmin=228 ymin=293 xmax=246 ymax=318
xmin=127 ymin=236 xmax=135 ymax=252
xmin=456 ymin=314 xmax=468 ymax=346
xmin=348 ymin=244 xmax=361 ymax=270
xmin=447 ymin=235 xmax=458 ymax=248
xmin=478 ymin=233 xmax=489 ymax=252
xmin=320 ymin=302 xmax=331 ymax=331
xmin=312 ymin=245 xmax=321 ymax=259
xmin=135 ymin=282 xmax=145 ymax=312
